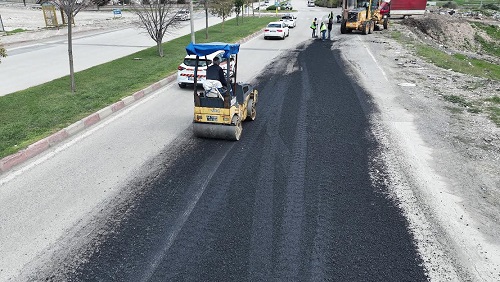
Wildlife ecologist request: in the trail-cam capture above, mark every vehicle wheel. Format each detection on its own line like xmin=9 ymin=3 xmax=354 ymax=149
xmin=282 ymin=34 xmax=285 ymax=40
xmin=361 ymin=22 xmax=368 ymax=35
xmin=178 ymin=83 xmax=186 ymax=88
xmin=369 ymin=21 xmax=374 ymax=34
xmin=403 ymin=15 xmax=409 ymax=19
xmin=246 ymin=99 xmax=256 ymax=121
xmin=383 ymin=18 xmax=389 ymax=29
xmin=231 ymin=115 xmax=242 ymax=141
xmin=340 ymin=20 xmax=347 ymax=34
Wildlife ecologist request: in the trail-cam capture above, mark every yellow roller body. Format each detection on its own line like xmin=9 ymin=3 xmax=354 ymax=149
xmin=194 ymin=107 xmax=233 ymax=124
xmin=193 ymin=106 xmax=242 ymax=140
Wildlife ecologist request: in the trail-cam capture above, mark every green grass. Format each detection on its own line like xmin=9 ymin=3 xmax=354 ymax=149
xmin=443 ymin=95 xmax=473 ymax=107
xmin=470 ymin=22 xmax=500 ymax=58
xmin=416 ymin=45 xmax=500 ymax=80
xmin=6 ymin=28 xmax=29 ymax=35
xmin=473 ymin=23 xmax=500 ymax=41
xmin=443 ymin=0 xmax=498 ymax=8
xmin=0 ymin=16 xmax=277 ymax=159
xmin=484 ymin=96 xmax=500 ymax=126
xmin=443 ymin=95 xmax=481 ymax=113
xmin=442 ymin=94 xmax=500 ymax=125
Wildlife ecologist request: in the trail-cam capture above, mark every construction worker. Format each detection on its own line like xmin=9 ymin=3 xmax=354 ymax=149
xmin=327 ymin=18 xmax=333 ymax=40
xmin=310 ymin=18 xmax=317 ymax=38
xmin=320 ymin=21 xmax=327 ymax=41
xmin=206 ymin=57 xmax=227 ymax=87
xmin=328 ymin=11 xmax=333 ymax=21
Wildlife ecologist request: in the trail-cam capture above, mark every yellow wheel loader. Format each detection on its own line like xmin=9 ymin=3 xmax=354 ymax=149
xmin=186 ymin=42 xmax=258 ymax=141
xmin=340 ymin=0 xmax=390 ymax=34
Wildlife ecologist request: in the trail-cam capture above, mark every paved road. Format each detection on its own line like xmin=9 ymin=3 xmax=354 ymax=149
xmin=0 ymin=3 xmax=334 ymax=280
xmin=0 ymin=2 xmax=437 ymax=281
xmin=53 ymin=40 xmax=428 ymax=281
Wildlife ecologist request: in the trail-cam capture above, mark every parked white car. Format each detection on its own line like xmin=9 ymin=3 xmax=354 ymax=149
xmin=263 ymin=21 xmax=290 ymax=40
xmin=280 ymin=14 xmax=296 ymax=28
xmin=175 ymin=9 xmax=190 ymax=21
xmin=177 ymin=51 xmax=234 ymax=88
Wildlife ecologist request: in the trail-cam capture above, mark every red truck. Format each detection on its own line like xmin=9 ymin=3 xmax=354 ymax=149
xmin=383 ymin=0 xmax=428 ymax=18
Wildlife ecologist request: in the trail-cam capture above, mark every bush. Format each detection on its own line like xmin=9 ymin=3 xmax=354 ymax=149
xmin=266 ymin=5 xmax=277 ymax=10
xmin=314 ymin=0 xmax=339 ymax=8
xmin=92 ymin=0 xmax=111 ymax=6
xmin=0 ymin=46 xmax=6 ymax=63
xmin=442 ymin=1 xmax=458 ymax=9
xmin=483 ymin=3 xmax=499 ymax=11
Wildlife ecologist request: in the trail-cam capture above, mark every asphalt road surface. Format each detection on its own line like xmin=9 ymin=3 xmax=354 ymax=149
xmin=47 ymin=42 xmax=428 ymax=281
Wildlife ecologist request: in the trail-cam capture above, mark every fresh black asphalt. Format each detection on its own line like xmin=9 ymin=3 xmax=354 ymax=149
xmin=62 ymin=40 xmax=428 ymax=281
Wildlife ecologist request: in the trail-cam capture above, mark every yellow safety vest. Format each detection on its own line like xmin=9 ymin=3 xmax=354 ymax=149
xmin=320 ymin=23 xmax=326 ymax=31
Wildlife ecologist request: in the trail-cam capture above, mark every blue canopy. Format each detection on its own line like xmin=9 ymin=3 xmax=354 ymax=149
xmin=185 ymin=42 xmax=240 ymax=58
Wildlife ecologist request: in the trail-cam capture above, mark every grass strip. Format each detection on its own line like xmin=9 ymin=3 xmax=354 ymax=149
xmin=5 ymin=28 xmax=29 ymax=35
xmin=415 ymin=44 xmax=500 ymax=80
xmin=0 ymin=16 xmax=277 ymax=158
xmin=485 ymin=96 xmax=500 ymax=126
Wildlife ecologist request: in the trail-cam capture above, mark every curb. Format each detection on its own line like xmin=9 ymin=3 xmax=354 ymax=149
xmin=0 ymin=31 xmax=262 ymax=175
xmin=0 ymin=75 xmax=176 ymax=174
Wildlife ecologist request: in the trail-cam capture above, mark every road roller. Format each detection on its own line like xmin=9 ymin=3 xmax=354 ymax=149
xmin=186 ymin=42 xmax=258 ymax=141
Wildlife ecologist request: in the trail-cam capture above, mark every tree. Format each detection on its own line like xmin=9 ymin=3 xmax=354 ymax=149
xmin=234 ymin=0 xmax=244 ymax=25
xmin=92 ymin=0 xmax=111 ymax=10
xmin=0 ymin=44 xmax=6 ymax=63
xmin=53 ymin=0 xmax=91 ymax=93
xmin=199 ymin=0 xmax=209 ymax=39
xmin=132 ymin=0 xmax=184 ymax=57
xmin=209 ymin=0 xmax=233 ymax=32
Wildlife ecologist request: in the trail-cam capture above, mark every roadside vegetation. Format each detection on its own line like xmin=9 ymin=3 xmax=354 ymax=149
xmin=415 ymin=45 xmax=500 ymax=80
xmin=390 ymin=29 xmax=500 ymax=126
xmin=0 ymin=16 xmax=277 ymax=159
xmin=5 ymin=28 xmax=29 ymax=35
xmin=0 ymin=44 xmax=5 ymax=63
xmin=436 ymin=0 xmax=499 ymax=9
xmin=470 ymin=22 xmax=500 ymax=58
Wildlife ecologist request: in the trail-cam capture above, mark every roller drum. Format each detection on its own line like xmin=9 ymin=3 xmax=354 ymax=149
xmin=193 ymin=123 xmax=242 ymax=141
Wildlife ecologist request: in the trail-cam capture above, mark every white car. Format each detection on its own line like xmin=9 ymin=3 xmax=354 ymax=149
xmin=280 ymin=14 xmax=296 ymax=28
xmin=175 ymin=9 xmax=190 ymax=21
xmin=263 ymin=22 xmax=290 ymax=40
xmin=177 ymin=51 xmax=234 ymax=88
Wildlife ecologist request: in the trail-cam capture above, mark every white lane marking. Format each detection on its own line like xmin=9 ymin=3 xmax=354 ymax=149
xmin=360 ymin=37 xmax=389 ymax=82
